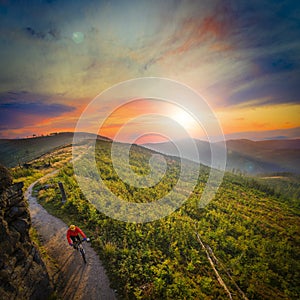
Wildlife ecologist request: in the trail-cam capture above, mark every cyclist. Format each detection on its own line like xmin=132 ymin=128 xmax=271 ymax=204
xmin=67 ymin=224 xmax=87 ymax=248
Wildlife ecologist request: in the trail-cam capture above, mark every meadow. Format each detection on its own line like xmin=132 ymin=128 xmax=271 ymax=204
xmin=12 ymin=140 xmax=300 ymax=299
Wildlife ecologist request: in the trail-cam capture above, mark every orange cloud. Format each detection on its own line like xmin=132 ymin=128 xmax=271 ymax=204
xmin=98 ymin=99 xmax=165 ymax=138
xmin=217 ymin=104 xmax=300 ymax=135
xmin=97 ymin=98 xmax=202 ymax=142
xmin=162 ymin=4 xmax=233 ymax=59
xmin=1 ymin=98 xmax=91 ymax=138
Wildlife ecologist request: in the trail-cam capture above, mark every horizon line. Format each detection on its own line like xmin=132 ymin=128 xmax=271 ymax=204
xmin=1 ymin=130 xmax=299 ymax=143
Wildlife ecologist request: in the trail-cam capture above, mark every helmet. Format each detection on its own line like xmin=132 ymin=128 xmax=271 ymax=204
xmin=69 ymin=224 xmax=76 ymax=230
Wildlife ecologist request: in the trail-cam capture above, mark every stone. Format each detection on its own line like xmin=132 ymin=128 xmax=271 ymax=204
xmin=10 ymin=218 xmax=30 ymax=235
xmin=0 ymin=164 xmax=53 ymax=299
xmin=0 ymin=164 xmax=12 ymax=193
xmin=8 ymin=206 xmax=27 ymax=219
xmin=0 ymin=269 xmax=10 ymax=282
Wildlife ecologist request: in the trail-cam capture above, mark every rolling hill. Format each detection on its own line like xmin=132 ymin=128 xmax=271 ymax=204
xmin=143 ymin=138 xmax=300 ymax=175
xmin=22 ymin=138 xmax=299 ymax=299
xmin=0 ymin=132 xmax=111 ymax=168
xmin=2 ymin=132 xmax=299 ymax=175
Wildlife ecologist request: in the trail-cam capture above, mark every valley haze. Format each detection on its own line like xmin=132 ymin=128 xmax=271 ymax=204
xmin=0 ymin=132 xmax=299 ymax=175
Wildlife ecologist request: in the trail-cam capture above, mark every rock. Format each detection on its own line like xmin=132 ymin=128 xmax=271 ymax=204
xmin=0 ymin=267 xmax=10 ymax=282
xmin=14 ymin=248 xmax=26 ymax=265
xmin=0 ymin=240 xmax=14 ymax=256
xmin=6 ymin=182 xmax=24 ymax=207
xmin=0 ymin=164 xmax=53 ymax=299
xmin=11 ymin=218 xmax=30 ymax=235
xmin=0 ymin=219 xmax=9 ymax=240
xmin=8 ymin=206 xmax=27 ymax=219
xmin=0 ymin=165 xmax=12 ymax=193
xmin=32 ymin=247 xmax=42 ymax=265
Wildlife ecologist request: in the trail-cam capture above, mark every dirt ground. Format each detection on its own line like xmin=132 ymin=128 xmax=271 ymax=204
xmin=26 ymin=179 xmax=117 ymax=300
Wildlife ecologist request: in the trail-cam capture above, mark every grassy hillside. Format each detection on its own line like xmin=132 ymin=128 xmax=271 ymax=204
xmin=255 ymin=173 xmax=300 ymax=209
xmin=0 ymin=132 xmax=111 ymax=168
xmin=23 ymin=139 xmax=300 ymax=300
xmin=3 ymin=134 xmax=298 ymax=174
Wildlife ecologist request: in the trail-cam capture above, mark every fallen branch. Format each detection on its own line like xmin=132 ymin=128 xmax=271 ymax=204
xmin=195 ymin=232 xmax=233 ymax=300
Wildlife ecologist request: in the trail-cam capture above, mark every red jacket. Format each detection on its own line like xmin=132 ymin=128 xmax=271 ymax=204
xmin=67 ymin=226 xmax=86 ymax=244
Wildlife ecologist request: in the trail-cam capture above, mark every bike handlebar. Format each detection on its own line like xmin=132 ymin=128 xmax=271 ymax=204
xmin=73 ymin=237 xmax=90 ymax=246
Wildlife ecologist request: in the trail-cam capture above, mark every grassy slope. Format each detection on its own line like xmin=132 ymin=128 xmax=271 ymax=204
xmin=255 ymin=173 xmax=300 ymax=209
xmin=0 ymin=132 xmax=111 ymax=168
xmin=12 ymin=140 xmax=300 ymax=299
xmin=0 ymin=133 xmax=75 ymax=168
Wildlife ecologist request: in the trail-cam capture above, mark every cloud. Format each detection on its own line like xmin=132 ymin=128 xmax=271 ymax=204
xmin=224 ymin=126 xmax=300 ymax=141
xmin=254 ymin=54 xmax=297 ymax=75
xmin=24 ymin=26 xmax=61 ymax=40
xmin=225 ymin=67 xmax=300 ymax=107
xmin=144 ymin=1 xmax=236 ymax=67
xmin=230 ymin=1 xmax=300 ymax=50
xmin=191 ymin=0 xmax=300 ymax=108
xmin=0 ymin=102 xmax=74 ymax=116
xmin=0 ymin=0 xmax=299 ymax=139
xmin=0 ymin=91 xmax=75 ymax=131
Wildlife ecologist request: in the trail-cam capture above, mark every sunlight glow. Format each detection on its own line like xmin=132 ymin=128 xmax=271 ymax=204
xmin=171 ymin=106 xmax=199 ymax=131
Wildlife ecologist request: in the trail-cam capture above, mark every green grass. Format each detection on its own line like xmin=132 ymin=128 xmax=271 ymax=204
xmin=0 ymin=133 xmax=75 ymax=168
xmin=255 ymin=173 xmax=300 ymax=209
xmin=24 ymin=140 xmax=300 ymax=300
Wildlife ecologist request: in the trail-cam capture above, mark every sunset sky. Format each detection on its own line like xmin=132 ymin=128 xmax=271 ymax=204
xmin=0 ymin=0 xmax=299 ymax=141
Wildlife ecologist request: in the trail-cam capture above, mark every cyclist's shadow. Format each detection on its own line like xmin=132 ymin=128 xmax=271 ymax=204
xmin=61 ymin=251 xmax=88 ymax=300
xmin=53 ymin=251 xmax=73 ymax=274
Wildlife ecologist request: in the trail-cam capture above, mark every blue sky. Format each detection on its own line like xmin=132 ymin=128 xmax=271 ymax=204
xmin=0 ymin=0 xmax=299 ymax=140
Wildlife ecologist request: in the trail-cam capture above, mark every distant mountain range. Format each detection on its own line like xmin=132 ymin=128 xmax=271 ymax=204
xmin=1 ymin=132 xmax=299 ymax=174
xmin=0 ymin=132 xmax=111 ymax=168
xmin=143 ymin=139 xmax=300 ymax=175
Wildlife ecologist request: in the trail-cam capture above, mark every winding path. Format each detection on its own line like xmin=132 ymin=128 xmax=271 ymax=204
xmin=25 ymin=174 xmax=116 ymax=300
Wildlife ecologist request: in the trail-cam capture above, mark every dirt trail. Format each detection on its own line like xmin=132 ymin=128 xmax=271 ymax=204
xmin=25 ymin=176 xmax=117 ymax=300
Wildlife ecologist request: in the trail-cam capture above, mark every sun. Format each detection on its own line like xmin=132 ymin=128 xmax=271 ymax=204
xmin=172 ymin=107 xmax=198 ymax=129
xmin=168 ymin=105 xmax=206 ymax=139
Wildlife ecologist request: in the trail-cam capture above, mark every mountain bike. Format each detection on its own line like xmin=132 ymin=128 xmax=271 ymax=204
xmin=73 ymin=238 xmax=90 ymax=263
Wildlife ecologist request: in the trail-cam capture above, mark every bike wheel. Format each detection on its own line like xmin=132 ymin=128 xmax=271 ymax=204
xmin=80 ymin=247 xmax=87 ymax=264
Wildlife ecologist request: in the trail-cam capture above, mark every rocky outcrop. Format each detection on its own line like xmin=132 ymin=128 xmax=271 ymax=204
xmin=0 ymin=165 xmax=53 ymax=299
